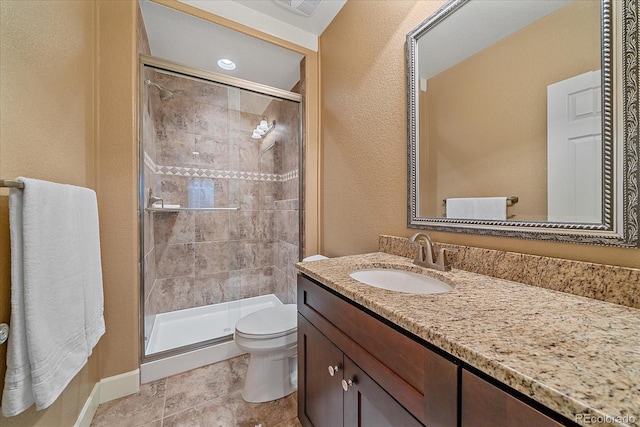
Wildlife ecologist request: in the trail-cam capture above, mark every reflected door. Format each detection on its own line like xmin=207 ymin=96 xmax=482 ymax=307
xmin=547 ymin=70 xmax=602 ymax=223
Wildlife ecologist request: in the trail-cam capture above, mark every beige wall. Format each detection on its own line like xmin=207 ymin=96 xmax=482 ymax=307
xmin=320 ymin=0 xmax=640 ymax=268
xmin=0 ymin=0 xmax=138 ymax=424
xmin=0 ymin=1 xmax=98 ymax=425
xmin=95 ymin=0 xmax=139 ymax=379
xmin=423 ymin=1 xmax=601 ymax=220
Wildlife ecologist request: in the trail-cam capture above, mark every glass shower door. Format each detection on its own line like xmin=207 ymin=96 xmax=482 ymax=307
xmin=140 ymin=61 xmax=301 ymax=360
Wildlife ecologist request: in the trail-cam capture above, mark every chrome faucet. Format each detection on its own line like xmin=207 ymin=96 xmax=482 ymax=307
xmin=408 ymin=232 xmax=457 ymax=272
xmin=148 ymin=189 xmax=164 ymax=208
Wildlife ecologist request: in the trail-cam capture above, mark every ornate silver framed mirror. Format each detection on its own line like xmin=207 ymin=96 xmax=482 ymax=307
xmin=407 ymin=0 xmax=638 ymax=247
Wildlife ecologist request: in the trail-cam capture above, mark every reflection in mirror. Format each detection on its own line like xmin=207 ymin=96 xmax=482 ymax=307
xmin=418 ymin=0 xmax=601 ymax=222
xmin=407 ymin=0 xmax=639 ymax=247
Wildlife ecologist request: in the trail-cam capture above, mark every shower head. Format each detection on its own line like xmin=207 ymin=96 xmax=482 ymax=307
xmin=145 ymin=79 xmax=173 ymax=101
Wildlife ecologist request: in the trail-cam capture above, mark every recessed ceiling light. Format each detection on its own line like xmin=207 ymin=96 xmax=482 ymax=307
xmin=217 ymin=59 xmax=236 ymax=71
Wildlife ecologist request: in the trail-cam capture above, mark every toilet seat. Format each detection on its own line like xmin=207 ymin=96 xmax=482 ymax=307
xmin=235 ymin=304 xmax=297 ymax=340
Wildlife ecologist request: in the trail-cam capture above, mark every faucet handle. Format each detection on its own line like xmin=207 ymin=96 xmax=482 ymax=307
xmin=436 ymin=247 xmax=458 ymax=271
xmin=409 ymin=239 xmax=426 ymax=262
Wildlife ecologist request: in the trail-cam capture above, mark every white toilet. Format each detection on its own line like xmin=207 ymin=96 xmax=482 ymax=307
xmin=235 ymin=304 xmax=298 ymax=403
xmin=234 ymin=255 xmax=328 ymax=403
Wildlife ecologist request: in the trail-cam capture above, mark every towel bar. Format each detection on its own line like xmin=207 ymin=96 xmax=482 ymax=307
xmin=0 ymin=180 xmax=24 ymax=189
xmin=443 ymin=196 xmax=518 ymax=206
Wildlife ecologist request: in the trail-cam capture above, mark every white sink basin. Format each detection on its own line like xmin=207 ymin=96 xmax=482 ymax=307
xmin=349 ymin=268 xmax=453 ymax=295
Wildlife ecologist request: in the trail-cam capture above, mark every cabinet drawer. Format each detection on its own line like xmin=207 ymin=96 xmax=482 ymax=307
xmin=461 ymin=369 xmax=565 ymax=427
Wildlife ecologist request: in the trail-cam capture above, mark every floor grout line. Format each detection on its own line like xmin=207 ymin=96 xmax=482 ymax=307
xmin=161 ymin=376 xmax=169 ymax=425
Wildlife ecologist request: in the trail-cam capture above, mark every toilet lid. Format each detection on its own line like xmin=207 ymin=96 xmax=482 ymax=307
xmin=235 ymin=304 xmax=297 ymax=338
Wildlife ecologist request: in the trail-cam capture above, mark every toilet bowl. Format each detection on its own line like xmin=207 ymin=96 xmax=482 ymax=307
xmin=235 ymin=304 xmax=298 ymax=403
xmin=234 ymin=256 xmax=326 ymax=402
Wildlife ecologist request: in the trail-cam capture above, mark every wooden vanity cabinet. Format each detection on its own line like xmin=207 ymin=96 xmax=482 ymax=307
xmin=298 ymin=274 xmax=458 ymax=427
xmin=461 ymin=370 xmax=565 ymax=427
xmin=298 ymin=274 xmax=578 ymax=427
xmin=298 ymin=315 xmax=422 ymax=427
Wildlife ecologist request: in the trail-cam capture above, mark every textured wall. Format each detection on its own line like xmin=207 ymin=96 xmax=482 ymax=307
xmin=94 ymin=0 xmax=139 ymax=381
xmin=320 ymin=1 xmax=442 ymax=257
xmin=0 ymin=1 xmax=98 ymax=425
xmin=320 ymin=0 xmax=640 ymax=268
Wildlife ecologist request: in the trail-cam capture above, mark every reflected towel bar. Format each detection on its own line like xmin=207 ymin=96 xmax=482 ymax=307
xmin=443 ymin=196 xmax=519 ymax=206
xmin=145 ymin=207 xmax=239 ymax=212
xmin=0 ymin=180 xmax=24 ymax=189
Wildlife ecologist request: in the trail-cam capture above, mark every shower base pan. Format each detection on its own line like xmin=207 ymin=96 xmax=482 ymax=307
xmin=141 ymin=294 xmax=283 ymax=383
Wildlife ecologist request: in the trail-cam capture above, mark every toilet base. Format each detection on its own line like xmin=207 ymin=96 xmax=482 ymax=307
xmin=241 ymin=350 xmax=297 ymax=403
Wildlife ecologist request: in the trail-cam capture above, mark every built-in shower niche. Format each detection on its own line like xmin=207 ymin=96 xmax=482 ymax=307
xmin=140 ymin=62 xmax=301 ymax=378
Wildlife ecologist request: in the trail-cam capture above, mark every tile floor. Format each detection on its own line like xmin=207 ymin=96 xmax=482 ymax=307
xmin=91 ymin=355 xmax=301 ymax=427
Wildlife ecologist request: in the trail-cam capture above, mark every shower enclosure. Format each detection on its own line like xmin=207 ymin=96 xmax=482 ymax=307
xmin=139 ymin=56 xmax=302 ymax=380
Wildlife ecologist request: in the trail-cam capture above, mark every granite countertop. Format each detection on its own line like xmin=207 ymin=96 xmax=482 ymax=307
xmin=296 ymin=252 xmax=640 ymax=427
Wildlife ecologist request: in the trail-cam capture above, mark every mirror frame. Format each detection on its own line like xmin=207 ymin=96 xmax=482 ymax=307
xmin=407 ymin=0 xmax=639 ymax=247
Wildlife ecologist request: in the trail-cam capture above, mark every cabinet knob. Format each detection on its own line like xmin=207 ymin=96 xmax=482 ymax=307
xmin=328 ymin=365 xmax=340 ymax=376
xmin=341 ymin=378 xmax=353 ymax=391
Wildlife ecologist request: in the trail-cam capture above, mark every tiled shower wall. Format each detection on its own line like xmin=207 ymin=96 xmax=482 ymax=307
xmin=263 ymin=93 xmax=301 ymax=306
xmin=142 ymin=70 xmax=300 ymax=347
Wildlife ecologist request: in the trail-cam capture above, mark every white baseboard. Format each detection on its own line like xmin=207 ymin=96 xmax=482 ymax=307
xmin=74 ymin=369 xmax=140 ymax=427
xmin=99 ymin=369 xmax=140 ymax=403
xmin=74 ymin=382 xmax=100 ymax=427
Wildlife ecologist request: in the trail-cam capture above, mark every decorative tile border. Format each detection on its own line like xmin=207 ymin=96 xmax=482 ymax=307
xmin=379 ymin=235 xmax=640 ymax=309
xmin=158 ymin=165 xmax=282 ymax=182
xmin=281 ymin=169 xmax=298 ymax=182
xmin=143 ymin=151 xmax=298 ymax=183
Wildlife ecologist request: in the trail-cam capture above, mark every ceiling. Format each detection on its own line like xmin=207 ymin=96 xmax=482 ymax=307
xmin=182 ymin=0 xmax=347 ymax=50
xmin=139 ymin=0 xmax=346 ymax=92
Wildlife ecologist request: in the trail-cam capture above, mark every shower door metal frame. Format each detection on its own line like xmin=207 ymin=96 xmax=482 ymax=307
xmin=138 ymin=54 xmax=303 ymax=364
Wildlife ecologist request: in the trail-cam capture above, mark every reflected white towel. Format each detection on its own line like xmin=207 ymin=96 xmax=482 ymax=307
xmin=2 ymin=178 xmax=105 ymax=416
xmin=473 ymin=197 xmax=507 ymax=220
xmin=446 ymin=198 xmax=475 ymax=219
xmin=446 ymin=197 xmax=507 ymax=220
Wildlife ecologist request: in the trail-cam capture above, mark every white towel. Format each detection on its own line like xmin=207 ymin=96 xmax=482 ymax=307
xmin=446 ymin=197 xmax=507 ymax=220
xmin=2 ymin=178 xmax=105 ymax=416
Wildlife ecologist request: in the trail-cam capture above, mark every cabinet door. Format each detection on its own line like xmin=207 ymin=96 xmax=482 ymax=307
xmin=461 ymin=370 xmax=564 ymax=427
xmin=298 ymin=314 xmax=344 ymax=427
xmin=343 ymin=357 xmax=423 ymax=427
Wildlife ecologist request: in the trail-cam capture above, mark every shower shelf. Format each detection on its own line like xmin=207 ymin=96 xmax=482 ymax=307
xmin=145 ymin=207 xmax=239 ymax=212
